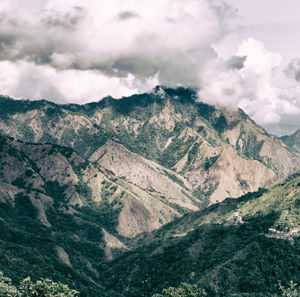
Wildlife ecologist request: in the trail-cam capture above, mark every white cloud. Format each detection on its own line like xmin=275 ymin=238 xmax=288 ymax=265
xmin=0 ymin=60 xmax=153 ymax=103
xmin=0 ymin=0 xmax=230 ymax=102
xmin=236 ymin=38 xmax=282 ymax=76
xmin=199 ymin=37 xmax=300 ymax=124
xmin=0 ymin=0 xmax=224 ymax=74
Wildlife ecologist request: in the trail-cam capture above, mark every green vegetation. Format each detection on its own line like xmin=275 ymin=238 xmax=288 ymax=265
xmin=7 ymin=146 xmax=19 ymax=158
xmin=0 ymin=272 xmax=78 ymax=297
xmin=163 ymin=170 xmax=186 ymax=188
xmin=152 ymin=283 xmax=206 ymax=297
xmin=14 ymin=192 xmax=38 ymax=219
xmin=192 ymin=182 xmax=218 ymax=209
xmin=279 ymin=281 xmax=300 ymax=297
xmin=0 ymin=193 xmax=107 ymax=297
xmin=203 ymin=155 xmax=219 ymax=170
xmin=236 ymin=132 xmax=265 ymax=162
xmin=186 ymin=142 xmax=201 ymax=167
xmin=0 ymin=271 xmax=19 ymax=297
xmin=12 ymin=177 xmax=27 ymax=189
xmin=212 ymin=114 xmax=227 ymax=134
xmin=0 ymin=87 xmax=296 ymax=181
xmin=0 ymin=144 xmax=299 ymax=297
xmin=100 ymin=175 xmax=300 ymax=297
xmin=159 ymin=136 xmax=195 ymax=168
xmin=45 ymin=181 xmax=68 ymax=207
xmin=0 ymin=88 xmax=221 ymax=168
xmin=97 ymin=182 xmax=123 ymax=233
xmin=75 ymin=182 xmax=94 ymax=206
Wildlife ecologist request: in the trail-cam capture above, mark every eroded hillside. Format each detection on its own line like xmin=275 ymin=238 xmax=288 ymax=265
xmin=1 ymin=87 xmax=298 ymax=206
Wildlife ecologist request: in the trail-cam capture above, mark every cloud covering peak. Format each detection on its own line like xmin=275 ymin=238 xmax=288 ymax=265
xmin=198 ymin=38 xmax=300 ymax=124
xmin=0 ymin=0 xmax=300 ymax=128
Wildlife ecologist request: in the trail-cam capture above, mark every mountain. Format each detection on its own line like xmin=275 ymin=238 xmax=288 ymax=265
xmin=0 ymin=86 xmax=299 ymax=209
xmin=0 ymin=87 xmax=300 ymax=296
xmin=0 ymin=134 xmax=201 ymax=240
xmin=281 ymin=129 xmax=300 ymax=157
xmin=0 ymin=132 xmax=299 ymax=296
xmin=104 ymin=173 xmax=300 ymax=297
xmin=0 ymin=135 xmax=111 ymax=295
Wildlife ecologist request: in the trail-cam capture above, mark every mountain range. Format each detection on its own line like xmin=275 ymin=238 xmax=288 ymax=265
xmin=0 ymin=86 xmax=299 ymax=296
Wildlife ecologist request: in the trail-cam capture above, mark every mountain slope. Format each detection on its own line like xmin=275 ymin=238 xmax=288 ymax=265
xmin=281 ymin=129 xmax=300 ymax=157
xmin=1 ymin=87 xmax=299 ymax=205
xmin=0 ymin=135 xmax=299 ymax=297
xmin=3 ymin=133 xmax=236 ymax=240
xmin=104 ymin=174 xmax=300 ymax=297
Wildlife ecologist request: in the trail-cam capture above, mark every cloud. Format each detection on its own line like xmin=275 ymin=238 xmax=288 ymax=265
xmin=285 ymin=58 xmax=300 ymax=82
xmin=0 ymin=0 xmax=299 ymax=128
xmin=198 ymin=37 xmax=300 ymax=124
xmin=0 ymin=0 xmax=226 ymax=75
xmin=116 ymin=10 xmax=140 ymax=21
xmin=0 ymin=60 xmax=159 ymax=103
xmin=0 ymin=0 xmax=233 ymax=102
xmin=226 ymin=55 xmax=247 ymax=69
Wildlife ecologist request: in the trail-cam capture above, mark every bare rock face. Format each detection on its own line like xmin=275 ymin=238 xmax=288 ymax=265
xmin=220 ymin=110 xmax=300 ymax=176
xmin=182 ymin=145 xmax=277 ymax=203
xmin=90 ymin=140 xmax=196 ymax=209
xmin=0 ymin=135 xmax=180 ymax=238
xmin=90 ymin=137 xmax=278 ymax=220
xmin=56 ymin=246 xmax=72 ymax=267
xmin=117 ymin=194 xmax=160 ymax=237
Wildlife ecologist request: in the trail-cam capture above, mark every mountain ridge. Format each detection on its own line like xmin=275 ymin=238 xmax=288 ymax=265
xmin=1 ymin=86 xmax=299 ymax=208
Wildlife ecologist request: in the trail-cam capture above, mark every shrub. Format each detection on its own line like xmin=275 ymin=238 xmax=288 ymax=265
xmin=152 ymin=283 xmax=206 ymax=297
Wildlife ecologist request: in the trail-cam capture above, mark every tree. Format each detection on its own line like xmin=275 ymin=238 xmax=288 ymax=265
xmin=279 ymin=281 xmax=300 ymax=297
xmin=19 ymin=277 xmax=78 ymax=297
xmin=152 ymin=283 xmax=206 ymax=297
xmin=0 ymin=272 xmax=78 ymax=297
xmin=0 ymin=272 xmax=19 ymax=297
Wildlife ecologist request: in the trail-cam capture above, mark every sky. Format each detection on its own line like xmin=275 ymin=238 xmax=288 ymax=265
xmin=0 ymin=0 xmax=300 ymax=135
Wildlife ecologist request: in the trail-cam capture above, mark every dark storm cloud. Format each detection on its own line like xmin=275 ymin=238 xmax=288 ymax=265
xmin=285 ymin=58 xmax=300 ymax=82
xmin=42 ymin=11 xmax=84 ymax=30
xmin=0 ymin=34 xmax=16 ymax=53
xmin=111 ymin=56 xmax=158 ymax=77
xmin=117 ymin=10 xmax=140 ymax=21
xmin=227 ymin=55 xmax=247 ymax=69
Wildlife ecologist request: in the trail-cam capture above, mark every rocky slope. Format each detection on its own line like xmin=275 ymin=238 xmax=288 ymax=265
xmin=281 ymin=129 xmax=300 ymax=157
xmin=0 ymin=135 xmax=197 ymax=238
xmin=0 ymin=87 xmax=299 ymax=207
